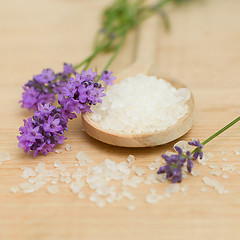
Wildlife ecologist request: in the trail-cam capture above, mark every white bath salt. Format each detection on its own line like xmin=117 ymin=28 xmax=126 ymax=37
xmin=234 ymin=148 xmax=240 ymax=156
xmin=133 ymin=167 xmax=145 ymax=176
xmin=127 ymin=204 xmax=136 ymax=211
xmin=127 ymin=155 xmax=135 ymax=166
xmin=181 ymin=185 xmax=188 ymax=193
xmin=19 ymin=182 xmax=35 ymax=193
xmin=47 ymin=185 xmax=59 ymax=194
xmin=0 ymin=152 xmax=10 ymax=162
xmin=76 ymin=151 xmax=93 ymax=166
xmin=123 ymin=176 xmax=143 ymax=188
xmin=35 ymin=162 xmax=46 ymax=173
xmin=148 ymin=162 xmax=160 ymax=171
xmin=104 ymin=159 xmax=117 ymax=171
xmin=10 ymin=185 xmax=20 ymax=193
xmin=174 ymin=140 xmax=192 ymax=152
xmin=118 ymin=162 xmax=130 ymax=175
xmin=202 ymin=177 xmax=225 ymax=194
xmin=222 ymin=158 xmax=228 ymax=162
xmin=55 ymin=149 xmax=63 ymax=154
xmin=65 ymin=143 xmax=73 ymax=151
xmin=222 ymin=174 xmax=229 ymax=179
xmin=122 ymin=189 xmax=136 ymax=200
xmin=70 ymin=181 xmax=85 ymax=193
xmin=191 ymin=169 xmax=200 ymax=177
xmin=222 ymin=164 xmax=235 ymax=173
xmin=209 ymin=163 xmax=218 ymax=169
xmin=54 ymin=159 xmax=66 ymax=171
xmin=166 ymin=183 xmax=180 ymax=194
xmin=78 ymin=192 xmax=85 ymax=199
xmin=198 ymin=152 xmax=214 ymax=165
xmin=21 ymin=167 xmax=36 ymax=179
xmin=156 ymin=173 xmax=167 ymax=183
xmin=201 ymin=187 xmax=208 ymax=192
xmin=209 ymin=169 xmax=222 ymax=177
xmin=144 ymin=173 xmax=158 ymax=185
xmin=91 ymin=74 xmax=190 ymax=134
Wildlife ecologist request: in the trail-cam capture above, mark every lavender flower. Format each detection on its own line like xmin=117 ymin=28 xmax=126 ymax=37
xmin=17 ymin=103 xmax=68 ymax=157
xmin=188 ymin=140 xmax=203 ymax=160
xmin=20 ymin=63 xmax=75 ymax=110
xmin=100 ymin=70 xmax=116 ymax=85
xmin=59 ymin=69 xmax=106 ymax=118
xmin=157 ymin=140 xmax=204 ymax=183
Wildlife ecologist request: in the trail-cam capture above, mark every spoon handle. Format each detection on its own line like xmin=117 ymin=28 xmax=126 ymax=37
xmin=135 ymin=14 xmax=159 ymax=65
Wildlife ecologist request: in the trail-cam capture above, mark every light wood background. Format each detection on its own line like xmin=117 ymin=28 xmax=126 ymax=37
xmin=0 ymin=0 xmax=240 ymax=239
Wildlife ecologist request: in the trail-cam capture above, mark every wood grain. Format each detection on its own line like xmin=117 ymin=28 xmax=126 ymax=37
xmin=0 ymin=0 xmax=240 ymax=240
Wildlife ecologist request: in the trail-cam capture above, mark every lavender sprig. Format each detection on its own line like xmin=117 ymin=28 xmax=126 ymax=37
xmin=157 ymin=116 xmax=240 ymax=183
xmin=19 ymin=63 xmax=75 ymax=110
xmin=18 ymin=69 xmax=114 ymax=156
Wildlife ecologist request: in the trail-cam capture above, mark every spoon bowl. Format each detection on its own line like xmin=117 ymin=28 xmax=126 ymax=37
xmin=82 ymin=75 xmax=194 ymax=147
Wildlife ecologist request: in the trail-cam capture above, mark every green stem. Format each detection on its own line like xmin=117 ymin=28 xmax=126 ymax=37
xmin=191 ymin=115 xmax=240 ymax=154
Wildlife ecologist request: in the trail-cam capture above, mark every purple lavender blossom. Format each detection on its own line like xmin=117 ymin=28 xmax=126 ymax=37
xmin=20 ymin=63 xmax=75 ymax=110
xmin=100 ymin=70 xmax=116 ymax=85
xmin=17 ymin=104 xmax=68 ymax=157
xmin=157 ymin=140 xmax=204 ymax=183
xmin=188 ymin=140 xmax=203 ymax=160
xmin=59 ymin=69 xmax=106 ymax=116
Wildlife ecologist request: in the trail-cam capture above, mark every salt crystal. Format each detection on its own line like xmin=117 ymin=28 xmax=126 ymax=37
xmin=127 ymin=155 xmax=135 ymax=166
xmin=166 ymin=184 xmax=180 ymax=194
xmin=145 ymin=173 xmax=158 ymax=184
xmin=222 ymin=164 xmax=235 ymax=173
xmin=209 ymin=169 xmax=222 ymax=176
xmin=47 ymin=185 xmax=59 ymax=194
xmin=174 ymin=140 xmax=192 ymax=152
xmin=104 ymin=159 xmax=117 ymax=170
xmin=78 ymin=192 xmax=85 ymax=199
xmin=202 ymin=177 xmax=225 ymax=194
xmin=222 ymin=174 xmax=229 ymax=179
xmin=71 ymin=181 xmax=84 ymax=193
xmin=181 ymin=185 xmax=188 ymax=193
xmin=234 ymin=148 xmax=240 ymax=156
xmin=10 ymin=186 xmax=20 ymax=193
xmin=127 ymin=204 xmax=136 ymax=211
xmin=65 ymin=143 xmax=73 ymax=151
xmin=209 ymin=163 xmax=218 ymax=169
xmin=118 ymin=162 xmax=130 ymax=175
xmin=146 ymin=194 xmax=158 ymax=204
xmin=223 ymin=158 xmax=228 ymax=162
xmin=0 ymin=152 xmax=10 ymax=162
xmin=201 ymin=187 xmax=208 ymax=192
xmin=221 ymin=151 xmax=227 ymax=155
xmin=191 ymin=169 xmax=200 ymax=177
xmin=35 ymin=162 xmax=46 ymax=173
xmin=19 ymin=182 xmax=35 ymax=193
xmin=55 ymin=149 xmax=63 ymax=154
xmin=198 ymin=152 xmax=214 ymax=165
xmin=54 ymin=159 xmax=66 ymax=171
xmin=148 ymin=162 xmax=158 ymax=171
xmin=134 ymin=167 xmax=145 ymax=176
xmin=90 ymin=74 xmax=190 ymax=134
xmin=22 ymin=167 xmax=36 ymax=179
xmin=76 ymin=151 xmax=92 ymax=166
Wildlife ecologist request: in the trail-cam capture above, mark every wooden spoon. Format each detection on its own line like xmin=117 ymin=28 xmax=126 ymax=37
xmin=82 ymin=16 xmax=194 ymax=147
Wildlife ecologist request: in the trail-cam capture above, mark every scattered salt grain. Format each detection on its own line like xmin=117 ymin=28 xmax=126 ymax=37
xmin=55 ymin=149 xmax=63 ymax=154
xmin=35 ymin=162 xmax=46 ymax=173
xmin=202 ymin=177 xmax=226 ymax=194
xmin=47 ymin=185 xmax=59 ymax=194
xmin=133 ymin=167 xmax=145 ymax=176
xmin=127 ymin=155 xmax=135 ymax=166
xmin=201 ymin=187 xmax=208 ymax=192
xmin=209 ymin=163 xmax=218 ymax=169
xmin=222 ymin=158 xmax=228 ymax=162
xmin=221 ymin=150 xmax=227 ymax=155
xmin=166 ymin=184 xmax=180 ymax=194
xmin=174 ymin=140 xmax=192 ymax=152
xmin=127 ymin=204 xmax=136 ymax=211
xmin=0 ymin=152 xmax=10 ymax=164
xmin=21 ymin=167 xmax=36 ymax=179
xmin=191 ymin=169 xmax=200 ymax=177
xmin=90 ymin=74 xmax=191 ymax=134
xmin=222 ymin=164 xmax=235 ymax=173
xmin=10 ymin=186 xmax=20 ymax=193
xmin=65 ymin=143 xmax=73 ymax=151
xmin=209 ymin=169 xmax=222 ymax=176
xmin=76 ymin=151 xmax=93 ymax=166
xmin=198 ymin=152 xmax=214 ymax=165
xmin=222 ymin=174 xmax=229 ymax=179
xmin=78 ymin=192 xmax=85 ymax=199
xmin=234 ymin=148 xmax=240 ymax=156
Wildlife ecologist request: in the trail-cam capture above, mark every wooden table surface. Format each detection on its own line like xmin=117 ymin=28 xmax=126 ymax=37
xmin=0 ymin=0 xmax=240 ymax=239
